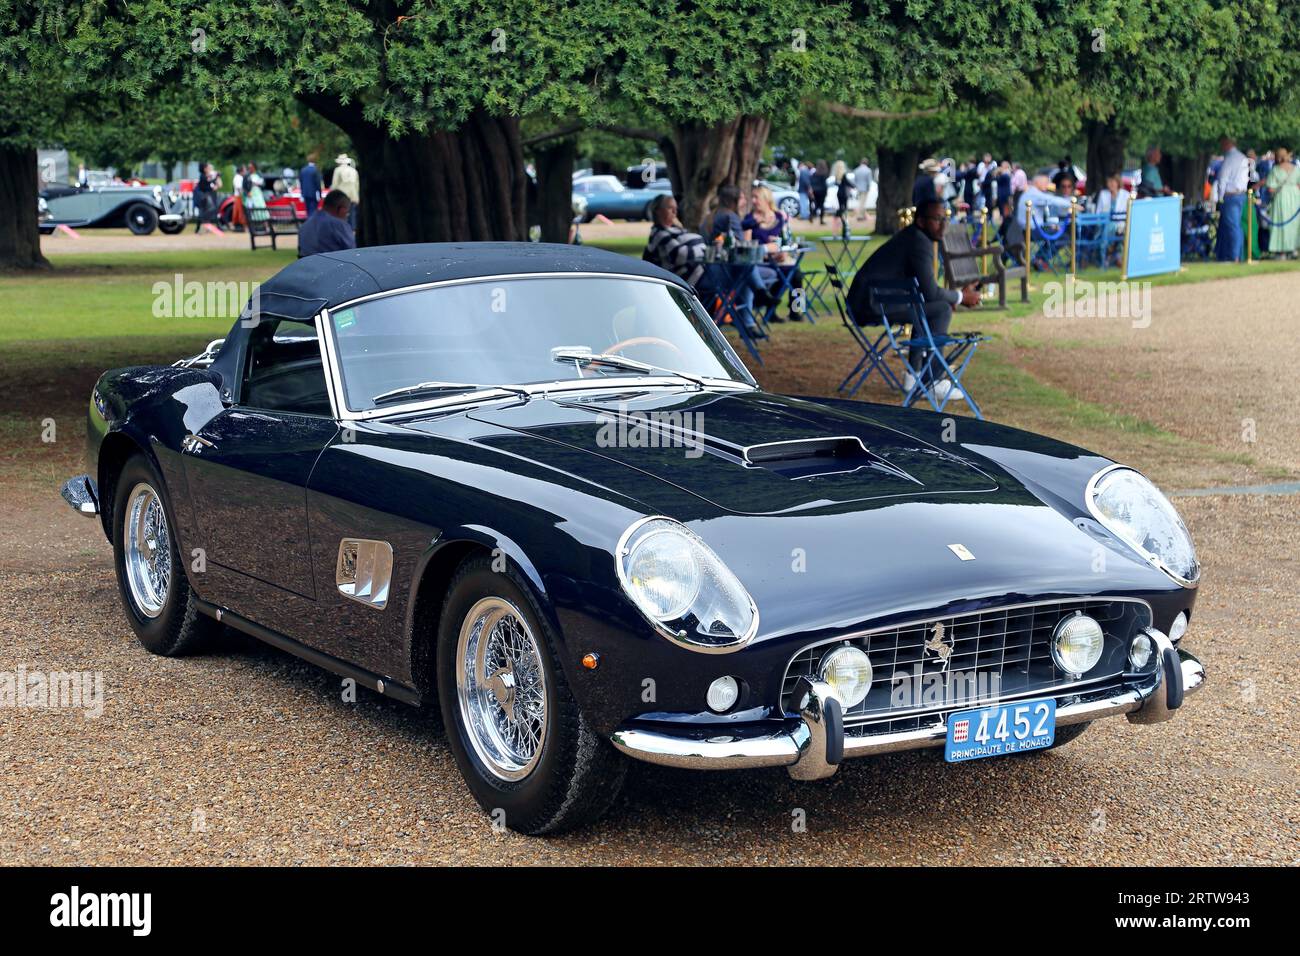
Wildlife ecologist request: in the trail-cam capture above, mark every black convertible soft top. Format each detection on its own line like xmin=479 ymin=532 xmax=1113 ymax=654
xmin=245 ymin=241 xmax=689 ymax=323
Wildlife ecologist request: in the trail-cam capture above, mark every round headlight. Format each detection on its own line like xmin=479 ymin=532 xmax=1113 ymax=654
xmin=1088 ymin=466 xmax=1199 ymax=586
xmin=624 ymin=527 xmax=700 ymax=620
xmin=1052 ymin=613 xmax=1104 ymax=676
xmin=1168 ymin=611 xmax=1188 ymax=644
xmin=617 ymin=517 xmax=758 ymax=651
xmin=819 ymin=645 xmax=873 ymax=708
xmin=1128 ymin=632 xmax=1154 ymax=669
xmin=706 ymin=676 xmax=739 ymax=713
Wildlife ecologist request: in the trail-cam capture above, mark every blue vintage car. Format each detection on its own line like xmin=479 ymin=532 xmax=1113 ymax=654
xmin=572 ymin=175 xmax=672 ymax=220
xmin=62 ymin=243 xmax=1204 ymax=834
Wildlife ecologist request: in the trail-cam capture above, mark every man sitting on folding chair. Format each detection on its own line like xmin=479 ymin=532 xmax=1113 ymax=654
xmin=848 ymin=199 xmax=980 ymax=402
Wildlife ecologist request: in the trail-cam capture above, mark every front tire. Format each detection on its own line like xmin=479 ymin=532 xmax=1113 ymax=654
xmin=436 ymin=557 xmax=626 ymax=834
xmin=779 ymin=196 xmax=801 ymax=219
xmin=124 ymin=203 xmax=158 ymax=235
xmin=111 ymin=454 xmax=221 ymax=656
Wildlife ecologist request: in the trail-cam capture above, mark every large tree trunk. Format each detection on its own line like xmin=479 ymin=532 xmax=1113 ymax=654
xmin=1084 ymin=119 xmax=1127 ymax=199
xmin=1167 ymin=152 xmax=1209 ymax=203
xmin=0 ymin=144 xmax=49 ymax=270
xmin=671 ymin=115 xmax=770 ymax=232
xmin=335 ymin=108 xmax=527 ymax=245
xmin=532 ymin=136 xmax=577 ymax=244
xmin=874 ymin=145 xmax=920 ymax=235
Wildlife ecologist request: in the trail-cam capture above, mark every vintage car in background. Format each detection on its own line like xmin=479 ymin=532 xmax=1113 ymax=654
xmin=216 ymin=173 xmax=316 ymax=225
xmin=38 ymin=183 xmax=185 ymax=235
xmin=61 ymin=243 xmax=1204 ymax=835
xmin=572 ymin=175 xmax=672 ymax=220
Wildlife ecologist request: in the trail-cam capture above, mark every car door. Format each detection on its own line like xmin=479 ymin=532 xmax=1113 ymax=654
xmin=181 ymin=317 xmax=338 ymax=601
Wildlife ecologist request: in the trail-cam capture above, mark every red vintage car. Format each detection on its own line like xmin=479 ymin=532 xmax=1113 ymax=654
xmin=215 ymin=174 xmax=319 ymax=225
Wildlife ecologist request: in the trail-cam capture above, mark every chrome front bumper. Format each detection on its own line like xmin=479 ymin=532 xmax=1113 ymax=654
xmin=611 ymin=629 xmax=1204 ymax=779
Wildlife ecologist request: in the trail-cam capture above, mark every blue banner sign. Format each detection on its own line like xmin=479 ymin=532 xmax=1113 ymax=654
xmin=1125 ymin=196 xmax=1182 ymax=278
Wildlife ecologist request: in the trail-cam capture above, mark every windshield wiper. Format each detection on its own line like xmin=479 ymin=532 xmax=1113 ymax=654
xmin=371 ymin=381 xmax=532 ymax=408
xmin=550 ymin=350 xmax=705 ymax=389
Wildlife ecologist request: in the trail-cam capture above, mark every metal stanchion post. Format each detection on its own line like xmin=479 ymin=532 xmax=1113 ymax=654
xmin=1069 ymin=198 xmax=1078 ymax=275
xmin=978 ymin=208 xmax=988 ymax=274
xmin=1247 ymin=188 xmax=1254 ymax=264
xmin=1024 ymin=200 xmax=1033 ymax=281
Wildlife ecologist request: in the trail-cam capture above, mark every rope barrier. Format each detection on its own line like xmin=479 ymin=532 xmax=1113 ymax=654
xmin=1252 ymin=199 xmax=1300 ymax=228
xmin=1033 ymin=219 xmax=1069 ymax=241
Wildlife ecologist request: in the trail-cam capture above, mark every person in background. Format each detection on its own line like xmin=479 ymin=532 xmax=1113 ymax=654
xmin=960 ymin=159 xmax=978 ymax=210
xmin=744 ymin=184 xmax=805 ymax=322
xmin=77 ymin=163 xmax=89 ymax=189
xmin=330 ymin=153 xmax=360 ymax=230
xmin=975 ymin=153 xmax=993 ymax=211
xmin=797 ymin=161 xmax=813 ymax=221
xmin=1052 ymin=164 xmax=1077 ymax=199
xmin=1266 ymin=147 xmax=1300 ymax=259
xmin=996 ymin=197 xmax=1026 ymax=265
xmin=832 ymin=160 xmax=852 ymax=233
xmin=996 ymin=161 xmax=1013 ymax=211
xmin=707 ymin=184 xmax=778 ymax=316
xmin=848 ymin=198 xmax=980 ymax=400
xmin=1015 ymin=174 xmax=1074 ymax=230
xmin=1092 ymin=173 xmax=1131 ymax=227
xmin=192 ymin=162 xmax=222 ymax=232
xmin=230 ymin=165 xmax=247 ymax=232
xmin=1010 ymin=162 xmax=1028 ymax=197
xmin=853 ymin=157 xmax=873 ymax=221
xmin=1213 ymin=136 xmax=1249 ymax=262
xmin=913 ymin=158 xmax=942 ymax=207
xmin=810 ymin=160 xmax=829 ymax=225
xmin=1138 ymin=147 xmax=1166 ymax=198
xmin=644 ymin=194 xmax=759 ymax=335
xmin=299 ymin=153 xmax=321 ymax=218
xmin=297 ymin=189 xmax=356 ymax=257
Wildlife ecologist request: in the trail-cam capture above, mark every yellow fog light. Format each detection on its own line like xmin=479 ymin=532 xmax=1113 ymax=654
xmin=819 ymin=646 xmax=873 ymax=708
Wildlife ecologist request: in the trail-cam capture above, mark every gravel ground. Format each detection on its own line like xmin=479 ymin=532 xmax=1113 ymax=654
xmin=0 ymin=486 xmax=1294 ymax=865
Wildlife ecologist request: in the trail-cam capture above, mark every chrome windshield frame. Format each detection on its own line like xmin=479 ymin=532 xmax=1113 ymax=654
xmin=316 ymin=272 xmax=756 ymax=422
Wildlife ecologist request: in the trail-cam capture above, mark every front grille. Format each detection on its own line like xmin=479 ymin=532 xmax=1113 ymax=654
xmin=781 ymin=598 xmax=1148 ymax=736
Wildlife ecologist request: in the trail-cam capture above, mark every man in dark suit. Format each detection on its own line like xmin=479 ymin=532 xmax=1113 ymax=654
xmin=299 ymin=153 xmax=322 ymax=218
xmin=848 ymin=200 xmax=979 ymax=393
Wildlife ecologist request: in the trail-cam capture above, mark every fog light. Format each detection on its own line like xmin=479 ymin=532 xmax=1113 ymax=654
xmin=1169 ymin=612 xmax=1188 ymax=644
xmin=819 ymin=645 xmax=873 ymax=708
xmin=1128 ymin=632 xmax=1154 ymax=670
xmin=706 ymin=676 xmax=739 ymax=713
xmin=1052 ymin=613 xmax=1104 ymax=676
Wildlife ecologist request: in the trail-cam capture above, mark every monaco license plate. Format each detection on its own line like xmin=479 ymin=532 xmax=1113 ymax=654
xmin=945 ymin=698 xmax=1056 ymax=762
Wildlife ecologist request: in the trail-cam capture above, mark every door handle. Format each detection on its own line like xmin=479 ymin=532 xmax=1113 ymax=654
xmin=182 ymin=433 xmax=215 ymax=454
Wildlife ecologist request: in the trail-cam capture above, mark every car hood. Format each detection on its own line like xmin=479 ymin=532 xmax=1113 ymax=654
xmin=461 ymin=388 xmax=999 ymax=517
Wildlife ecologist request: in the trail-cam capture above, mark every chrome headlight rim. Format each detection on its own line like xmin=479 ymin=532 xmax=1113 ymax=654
xmin=615 ymin=515 xmax=760 ymax=654
xmin=1085 ymin=464 xmax=1200 ymax=589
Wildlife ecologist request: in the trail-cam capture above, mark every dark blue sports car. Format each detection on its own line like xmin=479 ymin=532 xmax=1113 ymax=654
xmin=62 ymin=243 xmax=1204 ymax=834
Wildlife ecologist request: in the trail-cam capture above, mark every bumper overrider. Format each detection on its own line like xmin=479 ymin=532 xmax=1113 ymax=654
xmin=611 ymin=628 xmax=1204 ymax=779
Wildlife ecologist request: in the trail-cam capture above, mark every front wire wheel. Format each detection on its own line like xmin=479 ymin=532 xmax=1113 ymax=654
xmin=437 ymin=557 xmax=627 ymax=834
xmin=456 ymin=597 xmax=549 ymax=781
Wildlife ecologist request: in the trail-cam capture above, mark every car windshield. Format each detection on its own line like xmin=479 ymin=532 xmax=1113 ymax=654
xmin=328 ymin=276 xmax=752 ymax=412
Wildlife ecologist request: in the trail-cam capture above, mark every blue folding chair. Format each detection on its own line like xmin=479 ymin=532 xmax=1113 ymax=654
xmin=1030 ymin=216 xmax=1072 ymax=274
xmin=1073 ymin=212 xmax=1108 ymax=269
xmin=863 ymin=278 xmax=989 ymax=419
xmin=824 ymin=264 xmax=904 ymax=398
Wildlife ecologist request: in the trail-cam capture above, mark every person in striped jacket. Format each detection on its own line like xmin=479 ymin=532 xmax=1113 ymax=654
xmin=643 ymin=194 xmax=758 ymax=333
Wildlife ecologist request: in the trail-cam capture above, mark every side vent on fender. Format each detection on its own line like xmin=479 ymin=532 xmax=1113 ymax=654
xmin=336 ymin=538 xmax=395 ymax=610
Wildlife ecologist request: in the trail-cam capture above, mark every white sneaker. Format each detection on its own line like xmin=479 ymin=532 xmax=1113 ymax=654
xmin=902 ymin=372 xmax=917 ymax=392
xmin=933 ymin=380 xmax=966 ymax=403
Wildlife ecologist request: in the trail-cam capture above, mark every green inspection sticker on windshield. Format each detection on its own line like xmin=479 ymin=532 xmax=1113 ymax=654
xmin=335 ymin=308 xmax=357 ymax=330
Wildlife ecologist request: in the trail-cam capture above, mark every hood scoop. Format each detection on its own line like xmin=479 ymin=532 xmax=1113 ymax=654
xmin=737 ymin=436 xmax=921 ymax=482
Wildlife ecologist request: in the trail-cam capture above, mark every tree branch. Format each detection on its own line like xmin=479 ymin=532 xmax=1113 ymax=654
xmin=524 ymin=122 xmax=665 ymax=148
xmin=821 ymin=102 xmax=945 ymax=121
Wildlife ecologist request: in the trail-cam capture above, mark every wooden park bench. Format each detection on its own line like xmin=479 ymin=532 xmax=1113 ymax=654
xmin=245 ymin=203 xmax=302 ymax=251
xmin=941 ymin=224 xmax=1028 ymax=308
